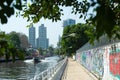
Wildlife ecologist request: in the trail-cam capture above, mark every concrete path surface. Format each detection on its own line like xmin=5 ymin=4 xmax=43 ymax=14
xmin=61 ymin=58 xmax=98 ymax=80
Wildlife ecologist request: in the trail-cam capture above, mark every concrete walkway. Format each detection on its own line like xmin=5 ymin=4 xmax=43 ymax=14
xmin=61 ymin=58 xmax=98 ymax=80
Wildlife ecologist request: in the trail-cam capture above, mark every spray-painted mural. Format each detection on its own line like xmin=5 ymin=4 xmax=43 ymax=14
xmin=79 ymin=48 xmax=104 ymax=78
xmin=76 ymin=42 xmax=120 ymax=80
xmin=81 ymin=52 xmax=87 ymax=66
xmin=109 ymin=45 xmax=120 ymax=79
xmin=93 ymin=48 xmax=104 ymax=76
xmin=86 ymin=51 xmax=92 ymax=71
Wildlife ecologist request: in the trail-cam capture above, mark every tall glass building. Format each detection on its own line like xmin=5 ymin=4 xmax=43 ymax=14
xmin=37 ymin=24 xmax=49 ymax=49
xmin=29 ymin=25 xmax=35 ymax=48
xmin=63 ymin=19 xmax=76 ymax=27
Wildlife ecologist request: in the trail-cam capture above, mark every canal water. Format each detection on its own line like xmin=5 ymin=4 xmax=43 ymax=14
xmin=0 ymin=56 xmax=59 ymax=80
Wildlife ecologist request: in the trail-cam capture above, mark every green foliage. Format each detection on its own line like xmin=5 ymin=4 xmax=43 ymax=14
xmin=38 ymin=48 xmax=43 ymax=55
xmin=54 ymin=48 xmax=59 ymax=55
xmin=84 ymin=24 xmax=96 ymax=44
xmin=61 ymin=23 xmax=90 ymax=56
xmin=0 ymin=32 xmax=25 ymax=62
xmin=0 ymin=0 xmax=120 ymax=42
xmin=22 ymin=0 xmax=120 ymax=41
xmin=22 ymin=0 xmax=90 ymax=23
xmin=0 ymin=0 xmax=24 ymax=24
xmin=23 ymin=0 xmax=64 ymax=23
xmin=48 ymin=46 xmax=54 ymax=56
xmin=88 ymin=0 xmax=120 ymax=40
xmin=9 ymin=32 xmax=21 ymax=48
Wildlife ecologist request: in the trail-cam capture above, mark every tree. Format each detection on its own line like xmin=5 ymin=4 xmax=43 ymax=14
xmin=23 ymin=0 xmax=120 ymax=40
xmin=48 ymin=45 xmax=54 ymax=56
xmin=0 ymin=0 xmax=120 ymax=40
xmin=8 ymin=32 xmax=29 ymax=49
xmin=0 ymin=32 xmax=24 ymax=62
xmin=9 ymin=31 xmax=21 ymax=48
xmin=0 ymin=0 xmax=23 ymax=24
xmin=18 ymin=33 xmax=29 ymax=49
xmin=38 ymin=47 xmax=43 ymax=55
xmin=0 ymin=32 xmax=9 ymax=57
xmin=54 ymin=48 xmax=59 ymax=55
xmin=61 ymin=23 xmax=90 ymax=56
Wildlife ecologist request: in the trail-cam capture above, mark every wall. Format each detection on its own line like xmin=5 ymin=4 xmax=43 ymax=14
xmin=76 ymin=42 xmax=120 ymax=80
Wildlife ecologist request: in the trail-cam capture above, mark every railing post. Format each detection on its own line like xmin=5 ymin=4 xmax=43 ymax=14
xmin=47 ymin=69 xmax=50 ymax=79
xmin=31 ymin=57 xmax=67 ymax=80
xmin=42 ymin=72 xmax=44 ymax=80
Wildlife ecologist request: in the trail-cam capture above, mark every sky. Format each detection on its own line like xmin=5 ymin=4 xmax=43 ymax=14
xmin=0 ymin=7 xmax=85 ymax=47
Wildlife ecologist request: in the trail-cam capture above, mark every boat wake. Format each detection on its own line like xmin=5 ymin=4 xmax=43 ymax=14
xmin=24 ymin=59 xmax=33 ymax=63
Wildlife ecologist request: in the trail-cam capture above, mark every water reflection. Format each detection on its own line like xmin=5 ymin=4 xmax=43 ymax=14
xmin=0 ymin=56 xmax=59 ymax=80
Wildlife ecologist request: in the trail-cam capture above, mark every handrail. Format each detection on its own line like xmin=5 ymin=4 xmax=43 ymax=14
xmin=30 ymin=57 xmax=67 ymax=80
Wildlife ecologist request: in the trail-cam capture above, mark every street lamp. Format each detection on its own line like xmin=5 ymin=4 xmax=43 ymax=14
xmin=68 ymin=33 xmax=76 ymax=37
xmin=62 ymin=33 xmax=76 ymax=38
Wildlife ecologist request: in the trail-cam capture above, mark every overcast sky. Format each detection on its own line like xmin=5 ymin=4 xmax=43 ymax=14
xmin=0 ymin=7 xmax=85 ymax=47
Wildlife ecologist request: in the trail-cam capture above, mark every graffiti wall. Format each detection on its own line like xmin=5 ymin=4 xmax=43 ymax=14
xmin=76 ymin=42 xmax=120 ymax=80
xmin=92 ymin=48 xmax=104 ymax=76
xmin=109 ymin=45 xmax=120 ymax=79
xmin=76 ymin=48 xmax=104 ymax=78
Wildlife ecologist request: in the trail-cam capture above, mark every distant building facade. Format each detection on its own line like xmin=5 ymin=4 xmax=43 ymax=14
xmin=37 ymin=24 xmax=49 ymax=49
xmin=29 ymin=25 xmax=36 ymax=48
xmin=63 ymin=19 xmax=76 ymax=27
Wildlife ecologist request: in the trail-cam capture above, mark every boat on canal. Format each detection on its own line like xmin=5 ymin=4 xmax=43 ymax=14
xmin=33 ymin=57 xmax=40 ymax=63
xmin=32 ymin=49 xmax=41 ymax=63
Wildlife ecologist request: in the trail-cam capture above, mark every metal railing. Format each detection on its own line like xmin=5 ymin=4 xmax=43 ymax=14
xmin=30 ymin=57 xmax=67 ymax=80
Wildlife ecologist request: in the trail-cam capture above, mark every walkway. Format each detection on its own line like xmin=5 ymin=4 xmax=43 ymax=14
xmin=61 ymin=58 xmax=98 ymax=80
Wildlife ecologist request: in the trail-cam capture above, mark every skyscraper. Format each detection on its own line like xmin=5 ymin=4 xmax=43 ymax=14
xmin=63 ymin=19 xmax=76 ymax=27
xmin=29 ymin=25 xmax=35 ymax=48
xmin=37 ymin=24 xmax=49 ymax=49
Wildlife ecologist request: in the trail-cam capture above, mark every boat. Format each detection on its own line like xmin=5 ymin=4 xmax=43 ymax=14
xmin=32 ymin=49 xmax=41 ymax=63
xmin=33 ymin=57 xmax=40 ymax=63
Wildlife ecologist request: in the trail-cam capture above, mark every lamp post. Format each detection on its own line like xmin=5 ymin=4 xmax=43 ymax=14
xmin=63 ymin=33 xmax=76 ymax=38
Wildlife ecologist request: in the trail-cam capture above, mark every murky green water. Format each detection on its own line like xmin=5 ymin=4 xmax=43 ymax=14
xmin=0 ymin=56 xmax=59 ymax=80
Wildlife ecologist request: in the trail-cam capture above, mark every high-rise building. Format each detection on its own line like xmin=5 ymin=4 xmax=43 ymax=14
xmin=46 ymin=39 xmax=49 ymax=49
xmin=36 ymin=38 xmax=39 ymax=48
xmin=63 ymin=19 xmax=76 ymax=27
xmin=37 ymin=24 xmax=49 ymax=49
xmin=29 ymin=25 xmax=35 ymax=48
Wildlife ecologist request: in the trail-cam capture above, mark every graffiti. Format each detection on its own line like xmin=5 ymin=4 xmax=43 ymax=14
xmin=86 ymin=51 xmax=92 ymax=71
xmin=80 ymin=48 xmax=104 ymax=76
xmin=92 ymin=48 xmax=104 ymax=76
xmin=81 ymin=52 xmax=86 ymax=66
xmin=76 ymin=53 xmax=81 ymax=63
xmin=109 ymin=47 xmax=120 ymax=79
xmin=76 ymin=42 xmax=120 ymax=80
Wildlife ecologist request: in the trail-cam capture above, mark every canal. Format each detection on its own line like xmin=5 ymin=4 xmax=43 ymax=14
xmin=0 ymin=56 xmax=59 ymax=80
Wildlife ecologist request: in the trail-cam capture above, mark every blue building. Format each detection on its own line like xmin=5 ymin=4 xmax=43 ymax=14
xmin=29 ymin=25 xmax=36 ymax=48
xmin=37 ymin=24 xmax=49 ymax=49
xmin=63 ymin=19 xmax=76 ymax=27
